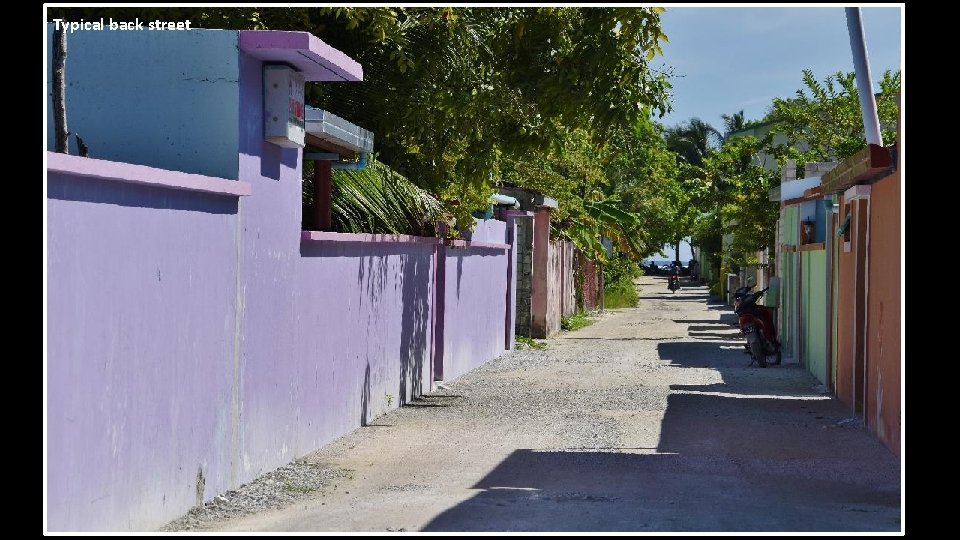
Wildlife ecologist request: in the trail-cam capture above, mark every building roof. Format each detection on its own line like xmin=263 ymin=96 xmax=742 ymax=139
xmin=780 ymin=176 xmax=822 ymax=202
xmin=305 ymin=107 xmax=374 ymax=157
xmin=239 ymin=30 xmax=363 ymax=82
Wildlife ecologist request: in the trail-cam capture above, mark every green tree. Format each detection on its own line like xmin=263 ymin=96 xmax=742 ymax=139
xmin=604 ymin=117 xmax=689 ymax=261
xmin=685 ymin=111 xmax=775 ymax=284
xmin=49 ymin=6 xmax=675 ymax=238
xmin=707 ymin=135 xmax=779 ymax=266
xmin=720 ymin=109 xmax=746 ymax=141
xmin=499 ymin=127 xmax=645 ymax=263
xmin=314 ymin=7 xmax=673 ymax=229
xmin=766 ymin=68 xmax=901 ymax=170
xmin=690 ymin=210 xmax=722 ymax=288
xmin=665 ymin=118 xmax=721 ymax=167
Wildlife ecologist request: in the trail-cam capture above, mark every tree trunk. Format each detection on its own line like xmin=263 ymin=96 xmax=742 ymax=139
xmin=53 ymin=25 xmax=68 ymax=153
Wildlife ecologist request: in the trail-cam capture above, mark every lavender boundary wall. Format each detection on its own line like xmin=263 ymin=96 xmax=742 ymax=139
xmin=47 ymin=158 xmax=247 ymax=531
xmin=436 ymin=220 xmax=511 ymax=381
xmin=46 ymin=35 xmax=514 ymax=531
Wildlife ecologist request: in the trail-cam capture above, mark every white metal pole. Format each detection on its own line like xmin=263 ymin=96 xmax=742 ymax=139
xmin=845 ymin=7 xmax=884 ymax=146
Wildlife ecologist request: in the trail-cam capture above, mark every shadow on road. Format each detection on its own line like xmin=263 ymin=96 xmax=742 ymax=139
xmin=421 ymin=285 xmax=900 ymax=532
xmin=422 ymin=418 xmax=899 ymax=531
xmin=674 ymin=315 xmax=739 ymax=325
xmin=638 ymin=294 xmax=712 ymax=301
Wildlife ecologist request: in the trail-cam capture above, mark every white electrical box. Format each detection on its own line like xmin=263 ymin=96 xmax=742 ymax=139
xmin=264 ymin=65 xmax=305 ymax=148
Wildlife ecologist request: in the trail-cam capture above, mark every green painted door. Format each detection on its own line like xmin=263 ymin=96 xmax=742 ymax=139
xmin=802 ymin=250 xmax=827 ymax=384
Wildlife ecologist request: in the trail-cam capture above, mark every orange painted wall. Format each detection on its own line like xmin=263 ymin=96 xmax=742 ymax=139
xmin=866 ymin=169 xmax=901 ymax=456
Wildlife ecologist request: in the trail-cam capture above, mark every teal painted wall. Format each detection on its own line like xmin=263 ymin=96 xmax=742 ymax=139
xmin=47 ymin=26 xmax=240 ymax=179
xmin=802 ymin=249 xmax=827 ymax=384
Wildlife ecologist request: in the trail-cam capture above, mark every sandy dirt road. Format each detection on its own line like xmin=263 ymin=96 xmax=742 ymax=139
xmin=167 ymin=275 xmax=901 ymax=533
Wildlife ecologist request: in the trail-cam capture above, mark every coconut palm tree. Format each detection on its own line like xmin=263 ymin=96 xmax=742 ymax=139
xmin=720 ymin=109 xmax=746 ymax=141
xmin=665 ymin=118 xmax=721 ymax=167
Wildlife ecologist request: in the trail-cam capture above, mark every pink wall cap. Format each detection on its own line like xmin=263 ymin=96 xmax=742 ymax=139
xmin=300 ymin=231 xmax=509 ymax=251
xmin=239 ymin=30 xmax=363 ymax=82
xmin=445 ymin=239 xmax=510 ymax=251
xmin=301 ymin=231 xmax=441 ymax=245
xmin=46 ymin=151 xmax=252 ymax=197
xmin=501 ymin=210 xmax=535 ymax=217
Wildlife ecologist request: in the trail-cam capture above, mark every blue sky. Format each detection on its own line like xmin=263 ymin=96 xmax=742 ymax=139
xmin=649 ymin=240 xmax=693 ymax=263
xmin=657 ymin=6 xmax=903 ymax=131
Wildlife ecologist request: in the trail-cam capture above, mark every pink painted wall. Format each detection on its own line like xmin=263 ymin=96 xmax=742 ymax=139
xmin=547 ymin=239 xmax=563 ymax=330
xmin=530 ymin=208 xmax=554 ymax=338
xmin=529 ymin=209 xmax=573 ymax=337
xmin=559 ymin=240 xmax=576 ymax=318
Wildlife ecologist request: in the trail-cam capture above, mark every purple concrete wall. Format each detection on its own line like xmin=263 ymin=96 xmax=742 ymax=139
xmin=47 ymin=169 xmax=242 ymax=531
xmin=439 ymin=220 xmax=510 ymax=381
xmin=47 ymin=45 xmax=515 ymax=532
xmin=298 ymin=240 xmax=435 ymax=434
xmin=204 ymin=50 xmax=512 ymax=506
xmin=469 ymin=218 xmax=508 ymax=243
xmin=233 ymin=49 xmax=307 ymax=484
xmin=504 ymin=219 xmax=519 ymax=351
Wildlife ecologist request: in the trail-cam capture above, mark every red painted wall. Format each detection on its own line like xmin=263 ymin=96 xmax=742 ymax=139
xmin=576 ymin=251 xmax=602 ymax=312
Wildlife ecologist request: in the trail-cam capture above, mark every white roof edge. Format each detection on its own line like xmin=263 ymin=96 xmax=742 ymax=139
xmin=780 ymin=176 xmax=822 ymax=202
xmin=304 ymin=106 xmax=375 ymax=153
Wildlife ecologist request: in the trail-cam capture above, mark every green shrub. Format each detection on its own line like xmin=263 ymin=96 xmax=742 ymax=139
xmin=516 ymin=336 xmax=547 ymax=350
xmin=561 ymin=311 xmax=593 ymax=331
xmin=603 ymin=256 xmax=640 ymax=308
xmin=604 ymin=280 xmax=639 ymax=308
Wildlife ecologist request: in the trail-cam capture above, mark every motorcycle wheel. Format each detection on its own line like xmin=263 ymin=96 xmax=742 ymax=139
xmin=750 ymin=339 xmax=767 ymax=368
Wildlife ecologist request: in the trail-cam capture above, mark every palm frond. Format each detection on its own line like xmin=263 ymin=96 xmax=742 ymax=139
xmin=331 ymin=158 xmax=446 ymax=236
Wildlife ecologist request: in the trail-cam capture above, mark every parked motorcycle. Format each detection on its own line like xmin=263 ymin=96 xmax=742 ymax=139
xmin=734 ymin=286 xmax=781 ymax=367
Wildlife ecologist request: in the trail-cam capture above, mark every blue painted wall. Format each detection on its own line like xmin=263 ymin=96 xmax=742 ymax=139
xmin=798 ymin=199 xmax=826 ymax=243
xmin=46 ymin=26 xmax=240 ymax=179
